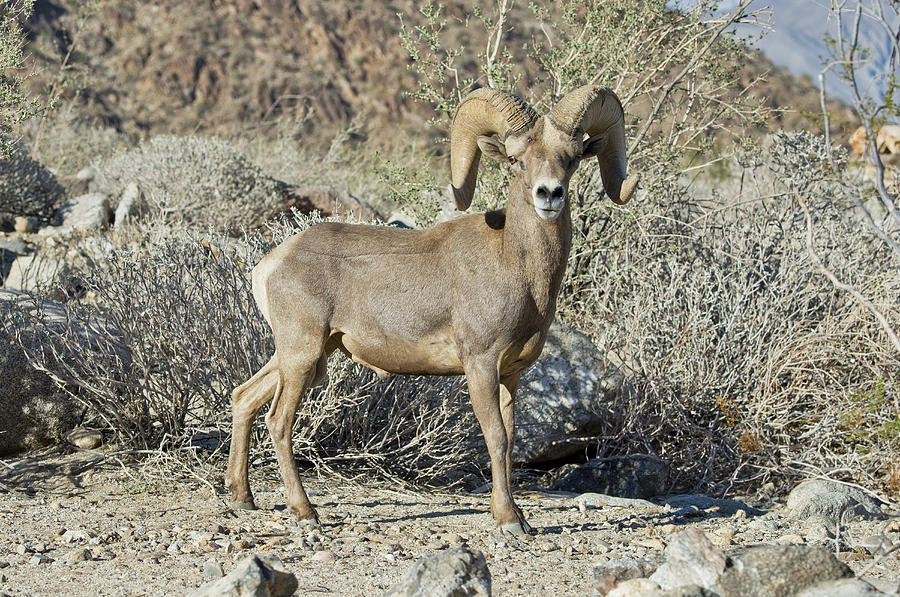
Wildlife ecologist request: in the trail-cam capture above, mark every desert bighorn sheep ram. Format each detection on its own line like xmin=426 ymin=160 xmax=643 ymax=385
xmin=225 ymin=85 xmax=635 ymax=535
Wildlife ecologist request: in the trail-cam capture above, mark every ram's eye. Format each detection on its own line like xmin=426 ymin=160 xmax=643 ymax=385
xmin=507 ymin=156 xmax=517 ymax=165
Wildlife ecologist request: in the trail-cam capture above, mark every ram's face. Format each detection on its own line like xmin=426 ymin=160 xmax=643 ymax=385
xmin=479 ymin=119 xmax=582 ymax=221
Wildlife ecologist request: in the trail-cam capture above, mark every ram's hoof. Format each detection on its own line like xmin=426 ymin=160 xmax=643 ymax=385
xmin=295 ymin=516 xmax=320 ymax=529
xmin=499 ymin=522 xmax=529 ymax=536
xmin=231 ymin=500 xmax=257 ymax=511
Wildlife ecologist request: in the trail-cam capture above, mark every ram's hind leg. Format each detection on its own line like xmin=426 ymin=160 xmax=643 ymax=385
xmin=226 ymin=356 xmax=279 ymax=509
xmin=266 ymin=346 xmax=327 ymax=526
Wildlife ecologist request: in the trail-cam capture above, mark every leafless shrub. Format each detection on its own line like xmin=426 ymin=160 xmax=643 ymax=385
xmin=560 ymin=131 xmax=899 ymax=495
xmin=6 ymin=212 xmax=480 ymax=487
xmin=0 ymin=135 xmax=65 ymax=221
xmin=90 ymin=135 xmax=284 ymax=230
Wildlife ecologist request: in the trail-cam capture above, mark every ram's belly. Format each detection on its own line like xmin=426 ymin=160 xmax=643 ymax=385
xmin=330 ymin=329 xmax=464 ymax=377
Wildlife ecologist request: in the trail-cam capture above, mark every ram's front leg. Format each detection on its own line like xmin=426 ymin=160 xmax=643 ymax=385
xmin=466 ymin=360 xmax=530 ymax=535
xmin=500 ymin=371 xmax=531 ymax=533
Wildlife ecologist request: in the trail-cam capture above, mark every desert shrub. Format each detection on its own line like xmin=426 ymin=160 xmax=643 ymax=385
xmin=561 ymin=131 xmax=899 ymax=494
xmin=0 ymin=135 xmax=66 ymax=220
xmin=5 ymin=214 xmax=479 ymax=487
xmin=0 ymin=0 xmax=40 ymax=144
xmin=91 ymin=135 xmax=284 ymax=230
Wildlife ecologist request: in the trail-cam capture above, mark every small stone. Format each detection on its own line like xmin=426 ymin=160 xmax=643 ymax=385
xmin=202 ymin=559 xmax=224 ymax=579
xmin=776 ymin=533 xmax=805 ymax=545
xmin=426 ymin=540 xmax=449 ymax=550
xmin=539 ymin=540 xmax=559 ymax=552
xmin=13 ymin=544 xmax=28 ymax=555
xmin=65 ymin=427 xmax=103 ymax=450
xmin=28 ymin=554 xmax=53 ymax=565
xmin=732 ymin=509 xmax=747 ymax=520
xmin=857 ymin=534 xmax=893 ymax=556
xmin=13 ymin=217 xmax=36 ymax=233
xmin=634 ymin=538 xmax=666 ymax=551
xmin=311 ymin=551 xmax=336 ymax=563
xmin=61 ymin=548 xmax=92 ymax=563
xmin=167 ymin=541 xmax=182 ymax=554
xmin=608 ymin=578 xmax=661 ymax=597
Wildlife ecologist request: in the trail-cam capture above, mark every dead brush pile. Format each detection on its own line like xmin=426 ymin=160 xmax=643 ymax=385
xmin=559 ymin=130 xmax=900 ymax=495
xmin=5 ymin=213 xmax=478 ymax=488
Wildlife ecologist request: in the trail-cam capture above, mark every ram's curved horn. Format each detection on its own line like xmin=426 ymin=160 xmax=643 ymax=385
xmin=548 ymin=85 xmax=634 ymax=204
xmin=449 ymin=88 xmax=538 ymax=210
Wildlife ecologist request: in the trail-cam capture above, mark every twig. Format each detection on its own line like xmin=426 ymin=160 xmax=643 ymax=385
xmin=794 ymin=190 xmax=900 ymax=354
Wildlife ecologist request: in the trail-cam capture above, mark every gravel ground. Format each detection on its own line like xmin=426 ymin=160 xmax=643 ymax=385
xmin=0 ymin=449 xmax=897 ymax=596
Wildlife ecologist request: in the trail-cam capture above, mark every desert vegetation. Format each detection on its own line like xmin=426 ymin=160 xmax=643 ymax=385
xmin=1 ymin=0 xmax=898 ymax=508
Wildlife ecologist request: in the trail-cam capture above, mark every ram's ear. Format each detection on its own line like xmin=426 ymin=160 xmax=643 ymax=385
xmin=581 ymin=132 xmax=609 ymax=160
xmin=476 ymin=136 xmax=508 ymax=162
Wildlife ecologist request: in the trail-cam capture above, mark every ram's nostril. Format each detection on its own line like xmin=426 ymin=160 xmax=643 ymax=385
xmin=551 ymin=186 xmax=564 ymax=200
xmin=535 ymin=186 xmax=550 ymax=200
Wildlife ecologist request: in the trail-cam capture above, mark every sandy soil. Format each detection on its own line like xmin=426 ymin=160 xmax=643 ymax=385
xmin=0 ymin=449 xmax=897 ymax=597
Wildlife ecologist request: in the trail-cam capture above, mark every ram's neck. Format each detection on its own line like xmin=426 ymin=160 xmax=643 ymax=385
xmin=501 ymin=179 xmax=573 ymax=319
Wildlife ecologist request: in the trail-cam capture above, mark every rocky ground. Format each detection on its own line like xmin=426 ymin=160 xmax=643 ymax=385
xmin=0 ymin=449 xmax=897 ymax=596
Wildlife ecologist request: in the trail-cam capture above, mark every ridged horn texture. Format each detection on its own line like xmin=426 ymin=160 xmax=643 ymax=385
xmin=449 ymin=88 xmax=538 ymax=210
xmin=548 ymin=85 xmax=633 ymax=204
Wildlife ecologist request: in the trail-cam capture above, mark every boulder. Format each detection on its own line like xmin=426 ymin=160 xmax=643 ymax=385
xmin=52 ymin=193 xmax=111 ymax=231
xmin=113 ymin=182 xmax=144 ymax=227
xmin=786 ymin=480 xmax=884 ymax=525
xmin=715 ymin=546 xmax=853 ymax=597
xmin=594 ymin=558 xmax=663 ymax=595
xmin=385 ymin=547 xmax=491 ymax=597
xmin=4 ymin=254 xmax=70 ymax=295
xmin=0 ymin=239 xmax=30 ymax=282
xmin=649 ymin=528 xmax=727 ymax=593
xmin=515 ymin=321 xmax=624 ymax=462
xmin=186 ymin=554 xmax=297 ymax=597
xmin=552 ymin=454 xmax=667 ymax=498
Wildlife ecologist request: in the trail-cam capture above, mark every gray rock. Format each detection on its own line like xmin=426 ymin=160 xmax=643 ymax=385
xmin=61 ymin=548 xmax=92 ymax=563
xmin=52 ymin=193 xmax=111 ymax=231
xmin=65 ymin=427 xmax=102 ymax=450
xmin=186 ymin=554 xmax=297 ymax=597
xmin=649 ymin=529 xmax=727 ymax=592
xmin=0 ymin=239 xmax=29 ymax=282
xmin=606 ymin=578 xmax=660 ymax=596
xmin=202 ymin=559 xmax=224 ymax=579
xmin=113 ymin=183 xmax=143 ymax=227
xmin=786 ymin=480 xmax=884 ymax=525
xmin=715 ymin=546 xmax=853 ymax=597
xmin=864 ymin=578 xmax=900 ymax=595
xmin=13 ymin=217 xmax=37 ymax=233
xmin=4 ymin=254 xmax=69 ymax=294
xmin=577 ymin=493 xmax=660 ymax=510
xmin=656 ymin=586 xmax=721 ymax=597
xmin=794 ymin=578 xmax=891 ymax=597
xmin=594 ymin=558 xmax=663 ymax=594
xmin=554 ymin=455 xmax=668 ymax=498
xmin=661 ymin=495 xmax=762 ymax=517
xmin=515 ymin=321 xmax=624 ymax=462
xmin=385 ymin=547 xmax=491 ymax=597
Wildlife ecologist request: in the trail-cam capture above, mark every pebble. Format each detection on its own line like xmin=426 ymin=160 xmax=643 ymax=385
xmin=28 ymin=554 xmax=53 ymax=565
xmin=311 ymin=551 xmax=336 ymax=563
xmin=775 ymin=533 xmax=804 ymax=545
xmin=539 ymin=540 xmax=559 ymax=552
xmin=633 ymin=538 xmax=666 ymax=550
xmin=61 ymin=548 xmax=92 ymax=563
xmin=202 ymin=559 xmax=224 ymax=579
